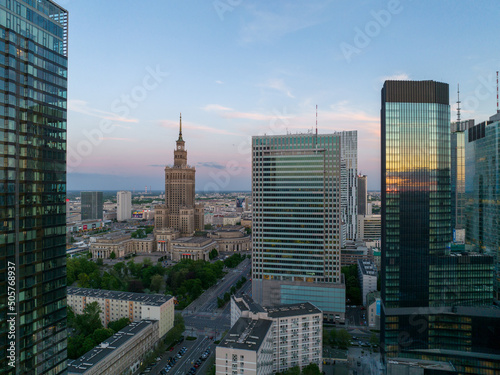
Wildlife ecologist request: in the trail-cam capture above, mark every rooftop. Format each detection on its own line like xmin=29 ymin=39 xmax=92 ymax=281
xmin=67 ymin=287 xmax=172 ymax=306
xmin=172 ymin=236 xmax=213 ymax=244
xmin=358 ymin=259 xmax=377 ymax=276
xmin=68 ymin=320 xmax=158 ymax=374
xmin=219 ymin=318 xmax=272 ymax=351
xmin=387 ymin=357 xmax=456 ymax=372
xmin=267 ymin=302 xmax=322 ymax=318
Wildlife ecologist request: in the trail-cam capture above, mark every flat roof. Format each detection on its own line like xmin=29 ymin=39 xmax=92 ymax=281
xmin=241 ymin=295 xmax=266 ymax=314
xmin=358 ymin=259 xmax=377 ymax=276
xmin=387 ymin=357 xmax=456 ymax=372
xmin=68 ymin=320 xmax=157 ymax=374
xmin=67 ymin=287 xmax=172 ymax=306
xmin=172 ymin=236 xmax=213 ymax=244
xmin=219 ymin=318 xmax=272 ymax=351
xmin=267 ymin=302 xmax=322 ymax=318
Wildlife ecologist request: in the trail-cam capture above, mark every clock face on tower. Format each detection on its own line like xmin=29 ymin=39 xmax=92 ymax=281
xmin=178 ymin=146 xmax=181 ymax=150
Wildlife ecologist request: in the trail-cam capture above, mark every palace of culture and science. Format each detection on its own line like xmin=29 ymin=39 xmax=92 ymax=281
xmin=155 ymin=115 xmax=204 ymax=249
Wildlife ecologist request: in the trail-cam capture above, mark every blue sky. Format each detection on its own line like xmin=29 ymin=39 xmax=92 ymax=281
xmin=63 ymin=0 xmax=500 ymax=192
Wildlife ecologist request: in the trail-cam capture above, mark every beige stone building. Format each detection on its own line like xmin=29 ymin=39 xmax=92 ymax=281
xmin=209 ymin=225 xmax=251 ymax=252
xmin=90 ymin=233 xmax=155 ymax=259
xmin=154 ymin=227 xmax=180 ymax=252
xmin=155 ymin=114 xmax=204 ymax=236
xmin=170 ymin=236 xmax=217 ymax=261
xmin=67 ymin=287 xmax=175 ymax=338
xmin=68 ymin=319 xmax=159 ymax=375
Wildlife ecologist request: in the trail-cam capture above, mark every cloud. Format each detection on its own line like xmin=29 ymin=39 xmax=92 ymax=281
xmin=148 ymin=164 xmax=165 ymax=168
xmin=68 ymin=99 xmax=138 ymax=123
xmin=215 ymin=80 xmax=224 ymax=85
xmin=197 ymin=162 xmax=225 ymax=170
xmin=159 ymin=119 xmax=241 ymax=136
xmin=202 ymin=104 xmax=233 ymax=111
xmin=101 ymin=137 xmax=134 ymax=142
xmin=260 ymin=78 xmax=295 ymax=98
xmin=380 ymin=73 xmax=410 ymax=82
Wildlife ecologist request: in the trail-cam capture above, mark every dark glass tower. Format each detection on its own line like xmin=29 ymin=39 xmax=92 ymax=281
xmin=0 ymin=1 xmax=68 ymax=374
xmin=357 ymin=174 xmax=367 ymax=215
xmin=381 ymin=81 xmax=499 ymax=373
xmin=81 ymin=191 xmax=103 ymax=220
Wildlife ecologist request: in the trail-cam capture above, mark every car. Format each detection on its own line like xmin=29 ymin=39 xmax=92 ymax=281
xmin=160 ymin=370 xmax=167 ymax=375
xmin=156 ymin=357 xmax=162 ymax=361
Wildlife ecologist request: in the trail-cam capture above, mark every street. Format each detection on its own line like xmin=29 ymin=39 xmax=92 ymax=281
xmin=183 ymin=258 xmax=251 ymax=338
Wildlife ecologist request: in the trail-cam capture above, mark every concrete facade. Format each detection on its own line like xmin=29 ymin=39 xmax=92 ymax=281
xmin=170 ymin=236 xmax=217 ymax=261
xmin=117 ymin=191 xmax=132 ymax=221
xmin=90 ymin=233 xmax=155 ymax=259
xmin=358 ymin=259 xmax=378 ymax=305
xmin=67 ymin=288 xmax=174 ymax=338
xmin=68 ymin=320 xmax=159 ymax=375
xmin=209 ymin=226 xmax=252 ymax=252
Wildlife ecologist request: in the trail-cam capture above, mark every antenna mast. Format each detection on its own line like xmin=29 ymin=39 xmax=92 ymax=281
xmin=315 ymin=105 xmax=318 ymax=146
xmin=456 ymin=84 xmax=461 ymax=122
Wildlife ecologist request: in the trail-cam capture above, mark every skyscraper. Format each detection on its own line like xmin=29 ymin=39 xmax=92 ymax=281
xmin=117 ymin=191 xmax=132 ymax=221
xmin=357 ymin=174 xmax=367 ymax=215
xmin=340 ymin=131 xmax=358 ymax=242
xmin=81 ymin=191 xmax=103 ymax=220
xmin=465 ymin=117 xmax=500 ymax=300
xmin=155 ymin=115 xmax=204 ymax=235
xmin=381 ymin=81 xmax=499 ymax=373
xmin=0 ymin=1 xmax=68 ymax=374
xmin=251 ymin=133 xmax=345 ymax=321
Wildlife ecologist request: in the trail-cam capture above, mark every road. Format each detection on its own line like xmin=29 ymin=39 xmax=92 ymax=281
xmin=183 ymin=258 xmax=251 ymax=338
xmin=149 ymin=336 xmax=215 ymax=375
xmin=345 ymin=305 xmax=367 ymax=327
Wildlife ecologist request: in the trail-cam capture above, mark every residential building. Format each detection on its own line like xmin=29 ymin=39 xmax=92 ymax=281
xmin=252 ymin=133 xmax=346 ymax=322
xmin=67 ymin=287 xmax=174 ymax=338
xmin=224 ymin=295 xmax=323 ymax=374
xmin=381 ymin=80 xmax=500 ymax=373
xmin=340 ymin=131 xmax=358 ymax=241
xmin=216 ymin=318 xmax=274 ymax=375
xmin=465 ymin=118 xmax=500 ymax=300
xmin=68 ymin=320 xmax=159 ymax=375
xmin=0 ymin=1 xmax=68 ymax=373
xmin=358 ymin=259 xmax=378 ymax=305
xmin=209 ymin=225 xmax=251 ymax=252
xmin=117 ymin=191 xmax=132 ymax=221
xmin=81 ymin=191 xmax=104 ymax=220
xmin=155 ymin=114 xmax=204 ymax=236
xmin=169 ymin=236 xmax=217 ymax=261
xmin=223 ymin=214 xmax=242 ymax=226
xmin=357 ymin=214 xmax=381 ymax=241
xmin=358 ymin=174 xmax=367 ymax=215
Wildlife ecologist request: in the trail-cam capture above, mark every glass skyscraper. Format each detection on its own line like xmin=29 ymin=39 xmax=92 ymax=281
xmin=465 ymin=118 xmax=500 ymax=300
xmin=0 ymin=1 xmax=68 ymax=374
xmin=251 ymin=133 xmax=345 ymax=321
xmin=80 ymin=191 xmax=103 ymax=220
xmin=381 ymin=81 xmax=499 ymax=374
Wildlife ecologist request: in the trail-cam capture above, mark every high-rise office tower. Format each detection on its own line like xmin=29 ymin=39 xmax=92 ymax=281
xmin=155 ymin=115 xmax=204 ymax=235
xmin=340 ymin=131 xmax=358 ymax=241
xmin=381 ymin=81 xmax=499 ymax=373
xmin=81 ymin=191 xmax=103 ymax=220
xmin=450 ymin=120 xmax=472 ymax=243
xmin=357 ymin=174 xmax=367 ymax=215
xmin=0 ymin=1 xmax=68 ymax=374
xmin=466 ymin=117 xmax=500 ymax=300
xmin=117 ymin=191 xmax=132 ymax=221
xmin=252 ymin=133 xmax=345 ymax=322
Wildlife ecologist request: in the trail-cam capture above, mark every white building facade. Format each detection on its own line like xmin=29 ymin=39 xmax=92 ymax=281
xmin=117 ymin=190 xmax=132 ymax=221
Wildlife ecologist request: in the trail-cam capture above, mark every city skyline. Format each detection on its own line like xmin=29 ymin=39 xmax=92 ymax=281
xmin=64 ymin=0 xmax=500 ymax=191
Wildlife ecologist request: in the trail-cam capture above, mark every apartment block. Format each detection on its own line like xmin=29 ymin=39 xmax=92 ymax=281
xmin=358 ymin=259 xmax=378 ymax=305
xmin=68 ymin=320 xmax=159 ymax=375
xmin=67 ymin=288 xmax=174 ymax=338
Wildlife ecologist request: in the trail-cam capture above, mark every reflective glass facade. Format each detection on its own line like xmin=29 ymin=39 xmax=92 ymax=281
xmin=0 ymin=0 xmax=68 ymax=374
xmin=80 ymin=191 xmax=103 ymax=220
xmin=381 ymin=81 xmax=499 ymax=373
xmin=465 ymin=120 xmax=500 ymax=300
xmin=251 ymin=134 xmax=345 ymax=318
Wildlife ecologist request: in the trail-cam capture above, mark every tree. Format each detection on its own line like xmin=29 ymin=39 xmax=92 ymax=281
xmin=369 ymin=331 xmax=379 ymax=347
xmin=337 ymin=329 xmax=351 ymax=349
xmin=204 ymin=224 xmax=213 ymax=230
xmin=108 ymin=317 xmax=131 ymax=333
xmin=110 ymin=251 xmax=116 ymax=260
xmin=209 ymin=248 xmax=218 ymax=260
xmin=282 ymin=366 xmax=300 ymax=375
xmin=78 ymin=302 xmax=103 ymax=336
xmin=77 ymin=272 xmax=90 ymax=288
xmin=150 ymin=274 xmax=164 ymax=292
xmin=329 ymin=328 xmax=338 ymax=347
xmin=302 ymin=363 xmax=321 ymax=375
xmin=96 ymin=258 xmax=104 ymax=266
xmin=92 ymin=328 xmax=114 ymax=343
xmin=128 ymin=280 xmax=145 ymax=293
